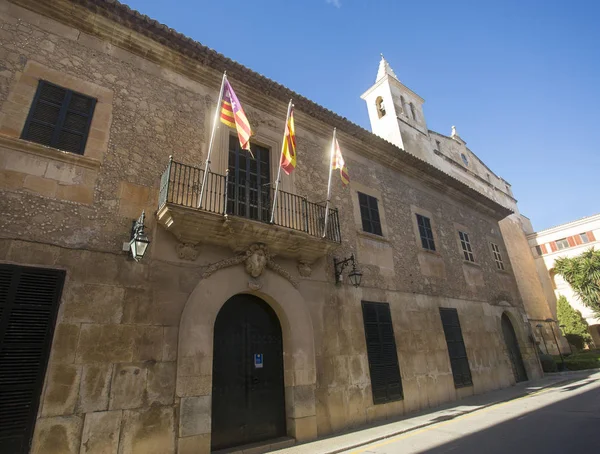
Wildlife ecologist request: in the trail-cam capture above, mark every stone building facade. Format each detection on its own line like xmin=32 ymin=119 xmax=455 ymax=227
xmin=0 ymin=1 xmax=542 ymax=454
xmin=526 ymin=213 xmax=600 ymax=347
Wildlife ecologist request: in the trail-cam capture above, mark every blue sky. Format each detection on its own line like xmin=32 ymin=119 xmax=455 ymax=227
xmin=123 ymin=0 xmax=599 ymax=231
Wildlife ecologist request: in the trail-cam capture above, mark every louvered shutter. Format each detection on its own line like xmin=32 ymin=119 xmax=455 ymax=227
xmin=439 ymin=308 xmax=472 ymax=388
xmin=0 ymin=265 xmax=65 ymax=454
xmin=362 ymin=302 xmax=403 ymax=404
xmin=21 ymin=80 xmax=96 ymax=155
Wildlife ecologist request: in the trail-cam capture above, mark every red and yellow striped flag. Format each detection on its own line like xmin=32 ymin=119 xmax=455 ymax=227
xmin=220 ymin=79 xmax=252 ymax=150
xmin=280 ymin=107 xmax=296 ymax=175
xmin=332 ymin=139 xmax=349 ymax=185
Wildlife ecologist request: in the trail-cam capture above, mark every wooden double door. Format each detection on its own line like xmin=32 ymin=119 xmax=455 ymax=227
xmin=211 ymin=294 xmax=286 ymax=451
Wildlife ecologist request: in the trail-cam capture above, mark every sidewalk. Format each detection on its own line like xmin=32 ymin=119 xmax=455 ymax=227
xmin=273 ymin=370 xmax=599 ymax=454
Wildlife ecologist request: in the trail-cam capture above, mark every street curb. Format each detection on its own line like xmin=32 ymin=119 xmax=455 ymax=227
xmin=544 ymin=368 xmax=600 ymax=376
xmin=289 ymin=376 xmax=581 ymax=454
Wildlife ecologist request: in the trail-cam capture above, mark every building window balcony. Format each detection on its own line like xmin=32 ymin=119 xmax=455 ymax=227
xmin=157 ymin=159 xmax=341 ymax=262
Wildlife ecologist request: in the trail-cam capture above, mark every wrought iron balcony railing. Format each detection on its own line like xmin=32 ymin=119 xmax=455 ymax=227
xmin=158 ymin=159 xmax=341 ymax=243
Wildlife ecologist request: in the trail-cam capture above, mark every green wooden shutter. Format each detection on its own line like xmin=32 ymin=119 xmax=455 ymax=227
xmin=362 ymin=301 xmax=403 ymax=404
xmin=439 ymin=308 xmax=472 ymax=388
xmin=0 ymin=265 xmax=65 ymax=454
xmin=21 ymin=80 xmax=96 ymax=155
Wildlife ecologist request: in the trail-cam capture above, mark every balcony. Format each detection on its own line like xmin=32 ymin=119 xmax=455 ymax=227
xmin=156 ymin=159 xmax=341 ymax=262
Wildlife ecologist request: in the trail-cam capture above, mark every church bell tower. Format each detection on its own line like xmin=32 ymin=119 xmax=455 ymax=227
xmin=361 ymin=55 xmax=428 ymax=153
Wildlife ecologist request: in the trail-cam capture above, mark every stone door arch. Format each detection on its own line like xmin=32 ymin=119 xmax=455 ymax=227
xmin=176 ymin=265 xmax=317 ymax=453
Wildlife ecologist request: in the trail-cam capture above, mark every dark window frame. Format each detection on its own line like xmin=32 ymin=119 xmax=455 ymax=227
xmin=358 ymin=192 xmax=383 ymax=236
xmin=535 ymin=245 xmax=543 ymax=256
xmin=458 ymin=231 xmax=475 ymax=262
xmin=21 ymin=80 xmax=96 ymax=155
xmin=416 ymin=214 xmax=436 ymax=251
xmin=580 ymin=233 xmax=590 ymax=244
xmin=361 ymin=301 xmax=403 ymax=404
xmin=439 ymin=308 xmax=473 ymax=388
xmin=491 ymin=242 xmax=505 ymax=270
xmin=555 ymin=238 xmax=570 ymax=250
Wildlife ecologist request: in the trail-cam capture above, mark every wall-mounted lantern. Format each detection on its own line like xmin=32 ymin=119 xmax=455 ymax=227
xmin=126 ymin=211 xmax=150 ymax=262
xmin=334 ymin=254 xmax=362 ymax=288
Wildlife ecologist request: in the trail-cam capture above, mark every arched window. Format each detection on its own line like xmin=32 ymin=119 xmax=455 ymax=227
xmin=410 ymin=102 xmax=417 ymax=121
xmin=375 ymin=96 xmax=386 ymax=118
xmin=400 ymin=96 xmax=406 ymax=115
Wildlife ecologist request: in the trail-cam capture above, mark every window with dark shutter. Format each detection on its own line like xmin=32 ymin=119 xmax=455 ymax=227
xmin=416 ymin=214 xmax=436 ymax=251
xmin=0 ymin=264 xmax=65 ymax=454
xmin=361 ymin=301 xmax=403 ymax=404
xmin=439 ymin=308 xmax=472 ymax=388
xmin=358 ymin=192 xmax=383 ymax=236
xmin=21 ymin=80 xmax=96 ymax=155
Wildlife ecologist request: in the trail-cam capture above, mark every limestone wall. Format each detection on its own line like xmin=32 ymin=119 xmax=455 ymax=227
xmin=0 ymin=1 xmax=542 ymax=453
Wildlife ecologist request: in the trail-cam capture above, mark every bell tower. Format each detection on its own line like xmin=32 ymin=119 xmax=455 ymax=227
xmin=361 ymin=55 xmax=428 ymax=153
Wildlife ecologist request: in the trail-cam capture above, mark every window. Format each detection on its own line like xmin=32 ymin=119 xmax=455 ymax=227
xmin=491 ymin=243 xmax=505 ymax=270
xmin=556 ymin=238 xmax=570 ymax=250
xmin=459 ymin=231 xmax=474 ymax=262
xmin=400 ymin=95 xmax=406 ymax=115
xmin=410 ymin=102 xmax=416 ymax=121
xmin=435 ymin=140 xmax=441 ymax=151
xmin=375 ymin=96 xmax=386 ymax=118
xmin=362 ymin=302 xmax=403 ymax=404
xmin=460 ymin=153 xmax=469 ymax=166
xmin=535 ymin=245 xmax=543 ymax=256
xmin=358 ymin=192 xmax=382 ymax=236
xmin=580 ymin=233 xmax=590 ymax=244
xmin=416 ymin=214 xmax=436 ymax=251
xmin=21 ymin=80 xmax=96 ymax=155
xmin=439 ymin=308 xmax=472 ymax=388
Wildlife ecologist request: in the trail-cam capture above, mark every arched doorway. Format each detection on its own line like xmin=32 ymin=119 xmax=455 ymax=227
xmin=501 ymin=313 xmax=528 ymax=383
xmin=211 ymin=294 xmax=286 ymax=451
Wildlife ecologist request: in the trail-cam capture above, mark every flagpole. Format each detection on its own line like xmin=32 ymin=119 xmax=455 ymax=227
xmin=270 ymin=99 xmax=293 ymax=223
xmin=199 ymin=71 xmax=227 ymax=209
xmin=322 ymin=128 xmax=336 ymax=238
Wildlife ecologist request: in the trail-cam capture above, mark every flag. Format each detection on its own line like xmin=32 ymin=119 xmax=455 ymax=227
xmin=220 ymin=79 xmax=252 ymax=150
xmin=332 ymin=139 xmax=349 ymax=185
xmin=280 ymin=107 xmax=297 ymax=175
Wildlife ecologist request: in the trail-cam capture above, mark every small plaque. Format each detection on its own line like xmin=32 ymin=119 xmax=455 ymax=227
xmin=254 ymin=353 xmax=263 ymax=368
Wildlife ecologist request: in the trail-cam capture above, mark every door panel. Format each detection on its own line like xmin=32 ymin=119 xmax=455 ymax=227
xmin=501 ymin=314 xmax=528 ymax=383
xmin=211 ymin=294 xmax=285 ymax=451
xmin=0 ymin=265 xmax=65 ymax=454
xmin=227 ymin=136 xmax=271 ymax=222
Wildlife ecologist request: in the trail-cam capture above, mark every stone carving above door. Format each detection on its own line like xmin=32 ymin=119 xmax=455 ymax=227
xmin=176 ymin=242 xmax=200 ymax=261
xmin=203 ymin=243 xmax=299 ymax=289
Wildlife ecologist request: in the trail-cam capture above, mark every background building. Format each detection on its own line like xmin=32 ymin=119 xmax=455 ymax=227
xmin=0 ymin=1 xmax=542 ymax=454
xmin=527 ymin=213 xmax=600 ymax=347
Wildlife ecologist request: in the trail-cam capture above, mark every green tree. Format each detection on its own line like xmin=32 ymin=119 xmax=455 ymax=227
xmin=554 ymin=248 xmax=600 ymax=317
xmin=556 ymin=295 xmax=591 ymax=349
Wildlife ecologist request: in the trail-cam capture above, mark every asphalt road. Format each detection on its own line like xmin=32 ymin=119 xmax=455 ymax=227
xmin=342 ymin=374 xmax=600 ymax=454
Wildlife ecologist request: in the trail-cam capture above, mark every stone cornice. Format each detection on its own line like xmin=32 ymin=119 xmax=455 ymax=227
xmin=0 ymin=134 xmax=102 ymax=170
xmin=8 ymin=0 xmax=512 ymax=220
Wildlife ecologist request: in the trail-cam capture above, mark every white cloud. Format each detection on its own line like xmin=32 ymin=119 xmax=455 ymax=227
xmin=326 ymin=0 xmax=341 ymax=8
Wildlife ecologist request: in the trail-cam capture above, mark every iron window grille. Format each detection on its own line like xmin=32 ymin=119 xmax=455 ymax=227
xmin=491 ymin=243 xmax=505 ymax=270
xmin=358 ymin=192 xmax=382 ymax=236
xmin=416 ymin=214 xmax=436 ymax=251
xmin=21 ymin=80 xmax=96 ymax=155
xmin=458 ymin=231 xmax=475 ymax=262
xmin=439 ymin=308 xmax=473 ymax=388
xmin=361 ymin=301 xmax=403 ymax=404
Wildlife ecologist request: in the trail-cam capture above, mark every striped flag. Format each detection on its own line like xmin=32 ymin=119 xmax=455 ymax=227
xmin=280 ymin=107 xmax=297 ymax=175
xmin=332 ymin=139 xmax=349 ymax=185
xmin=220 ymin=79 xmax=252 ymax=150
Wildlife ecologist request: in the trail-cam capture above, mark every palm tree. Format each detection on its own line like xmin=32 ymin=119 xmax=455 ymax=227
xmin=554 ymin=248 xmax=600 ymax=318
